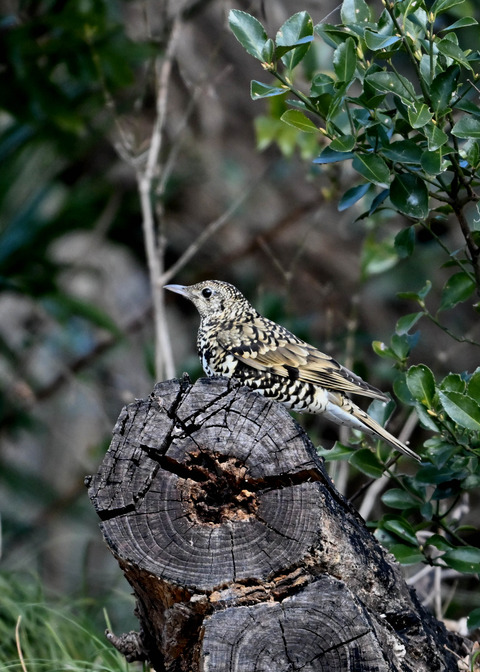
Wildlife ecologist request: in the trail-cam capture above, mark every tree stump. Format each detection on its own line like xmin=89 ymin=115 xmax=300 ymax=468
xmin=87 ymin=376 xmax=470 ymax=671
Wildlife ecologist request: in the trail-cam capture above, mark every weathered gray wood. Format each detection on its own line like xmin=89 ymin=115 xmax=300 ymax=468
xmin=87 ymin=376 xmax=469 ymax=671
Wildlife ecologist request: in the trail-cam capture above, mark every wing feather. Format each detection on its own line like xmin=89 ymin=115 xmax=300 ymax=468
xmin=217 ymin=316 xmax=388 ymax=401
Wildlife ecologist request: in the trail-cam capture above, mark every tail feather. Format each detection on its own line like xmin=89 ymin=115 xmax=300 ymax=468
xmin=354 ymin=407 xmax=421 ymax=462
xmin=324 ymin=392 xmax=421 ymax=461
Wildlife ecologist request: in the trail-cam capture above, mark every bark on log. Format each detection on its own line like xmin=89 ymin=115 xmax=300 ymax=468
xmin=87 ymin=375 xmax=470 ymax=671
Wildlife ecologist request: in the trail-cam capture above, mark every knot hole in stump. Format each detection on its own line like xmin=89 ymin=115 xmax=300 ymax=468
xmin=184 ymin=450 xmax=258 ymax=525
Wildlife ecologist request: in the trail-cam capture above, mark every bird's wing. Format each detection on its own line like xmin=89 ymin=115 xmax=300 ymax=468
xmin=217 ymin=317 xmax=388 ymax=401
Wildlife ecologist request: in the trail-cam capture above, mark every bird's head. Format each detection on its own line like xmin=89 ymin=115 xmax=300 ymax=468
xmin=164 ymin=280 xmax=251 ymax=321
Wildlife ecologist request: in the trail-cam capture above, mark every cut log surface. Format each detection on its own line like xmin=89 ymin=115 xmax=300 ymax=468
xmin=87 ymin=376 xmax=469 ymax=672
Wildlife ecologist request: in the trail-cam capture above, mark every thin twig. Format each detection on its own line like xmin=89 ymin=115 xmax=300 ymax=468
xmin=137 ymin=16 xmax=182 ymax=380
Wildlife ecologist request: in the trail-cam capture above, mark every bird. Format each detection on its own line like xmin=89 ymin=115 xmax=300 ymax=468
xmin=164 ymin=280 xmax=420 ymax=461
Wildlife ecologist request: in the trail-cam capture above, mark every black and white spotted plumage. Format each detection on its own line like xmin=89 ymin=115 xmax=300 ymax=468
xmin=165 ymin=280 xmax=420 ymax=461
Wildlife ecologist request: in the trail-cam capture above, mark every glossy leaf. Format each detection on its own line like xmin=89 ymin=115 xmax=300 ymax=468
xmin=382 ymin=140 xmax=422 ymax=164
xmin=352 ymin=153 xmax=390 ymax=187
xmin=430 ymin=66 xmax=459 ymax=115
xmin=438 ymin=391 xmax=480 ymax=431
xmin=330 ymin=134 xmax=356 ymax=152
xmin=383 ymin=518 xmax=418 ymax=545
xmin=431 ymin=0 xmax=467 ymax=15
xmin=438 ymin=272 xmax=476 ymax=311
xmin=281 ymin=109 xmax=318 ymax=133
xmin=229 ymin=10 xmax=268 ymax=61
xmin=381 ymin=488 xmax=421 ymax=509
xmin=338 ymin=182 xmax=371 ymax=211
xmin=467 ymin=608 xmax=480 ymax=631
xmin=390 ymin=174 xmax=429 ymax=219
xmin=452 ymin=117 xmax=480 ymax=139
xmin=341 ymin=0 xmax=371 ymax=25
xmin=390 ymin=544 xmax=424 ymax=565
xmin=436 ymin=37 xmax=473 ymax=71
xmin=349 ymin=449 xmax=384 ymax=478
xmin=364 ymin=31 xmax=401 ymax=51
xmin=406 ymin=364 xmax=436 ymax=407
xmin=408 ymin=103 xmax=433 ymax=129
xmin=251 ymin=81 xmax=286 ymax=100
xmin=313 ymin=147 xmax=354 ymax=164
xmin=442 ymin=547 xmax=480 ymax=573
xmin=276 ymin=12 xmax=314 ymax=69
xmin=424 ymin=123 xmax=448 ymax=151
xmin=333 ymin=37 xmax=357 ymax=82
xmin=366 ymin=72 xmax=416 ymax=103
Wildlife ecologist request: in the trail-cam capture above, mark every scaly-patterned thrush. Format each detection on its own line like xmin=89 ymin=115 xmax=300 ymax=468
xmin=165 ymin=280 xmax=420 ymax=461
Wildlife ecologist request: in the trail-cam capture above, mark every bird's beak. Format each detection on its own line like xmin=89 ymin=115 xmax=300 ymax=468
xmin=164 ymin=284 xmax=191 ymax=298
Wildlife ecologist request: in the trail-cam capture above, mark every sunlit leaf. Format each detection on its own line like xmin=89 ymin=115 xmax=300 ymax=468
xmin=281 ymin=109 xmax=318 ymax=132
xmin=333 ymin=37 xmax=357 ymax=82
xmin=406 ymin=364 xmax=436 ymax=407
xmin=229 ymin=10 xmax=268 ymax=61
xmin=438 ymin=390 xmax=480 ymax=431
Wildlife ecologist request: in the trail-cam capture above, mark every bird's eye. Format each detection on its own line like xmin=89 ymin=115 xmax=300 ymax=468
xmin=202 ymin=287 xmax=213 ymax=299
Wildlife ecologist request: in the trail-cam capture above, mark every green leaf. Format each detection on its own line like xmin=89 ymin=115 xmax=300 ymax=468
xmin=390 ymin=174 xmax=429 ymax=219
xmin=338 ymin=182 xmax=371 ymax=211
xmin=352 ymin=153 xmax=390 ymax=187
xmin=349 ymin=449 xmax=384 ymax=478
xmin=310 ymin=73 xmax=335 ymax=97
xmin=280 ymin=109 xmax=318 ymax=133
xmin=276 ymin=12 xmax=314 ymax=70
xmin=440 ymin=373 xmax=466 ymax=394
xmin=467 ymin=369 xmax=480 ymax=400
xmin=420 ymin=149 xmax=444 ymax=175
xmin=390 ymin=543 xmax=424 ymax=565
xmin=229 ymin=10 xmax=268 ymax=61
xmin=442 ymin=547 xmax=480 ymax=573
xmin=396 ymin=311 xmax=424 ymax=335
xmin=313 ymin=147 xmax=354 ymax=164
xmin=438 ymin=272 xmax=475 ymax=311
xmin=394 ymin=226 xmax=415 ymax=258
xmin=441 ymin=17 xmax=478 ymax=32
xmin=341 ymin=0 xmax=371 ymax=25
xmin=430 ymin=66 xmax=459 ymax=115
xmin=408 ymin=103 xmax=433 ymax=129
xmin=383 ymin=518 xmax=418 ymax=545
xmin=330 ymin=134 xmax=356 ymax=152
xmin=366 ymin=72 xmax=416 ymax=103
xmin=381 ymin=488 xmax=420 ymax=509
xmin=436 ymin=37 xmax=473 ymax=71
xmin=251 ymin=80 xmax=286 ymax=100
xmin=431 ymin=0 xmax=467 ymax=15
xmin=333 ymin=37 xmax=357 ymax=82
xmin=364 ymin=31 xmax=401 ymax=51
xmin=382 ymin=140 xmax=422 ymax=164
xmin=438 ymin=390 xmax=480 ymax=431
xmin=452 ymin=117 xmax=480 ymax=139
xmin=316 ymin=441 xmax=355 ymax=460
xmin=426 ymin=534 xmax=455 ymax=551
xmin=424 ymin=123 xmax=448 ymax=151
xmin=467 ymin=607 xmax=480 ymax=631
xmin=406 ymin=364 xmax=436 ymax=407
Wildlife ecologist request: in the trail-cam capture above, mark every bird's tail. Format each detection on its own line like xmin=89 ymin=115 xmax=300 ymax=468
xmin=354 ymin=406 xmax=421 ymax=461
xmin=324 ymin=392 xmax=421 ymax=462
